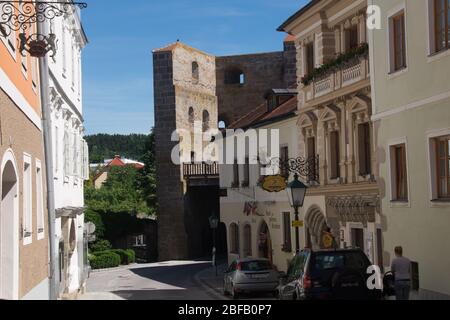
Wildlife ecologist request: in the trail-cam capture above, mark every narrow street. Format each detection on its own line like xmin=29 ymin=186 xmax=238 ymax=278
xmin=79 ymin=261 xmax=223 ymax=300
xmin=78 ymin=260 xmax=277 ymax=301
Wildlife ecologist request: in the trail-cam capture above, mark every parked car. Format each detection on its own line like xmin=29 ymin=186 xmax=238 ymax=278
xmin=277 ymin=248 xmax=384 ymax=300
xmin=223 ymin=258 xmax=280 ymax=299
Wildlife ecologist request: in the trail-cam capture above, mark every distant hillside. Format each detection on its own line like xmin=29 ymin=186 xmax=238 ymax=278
xmin=85 ymin=133 xmax=150 ymax=163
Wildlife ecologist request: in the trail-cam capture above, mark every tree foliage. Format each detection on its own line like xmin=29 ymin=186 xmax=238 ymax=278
xmin=85 ymin=133 xmax=149 ymax=163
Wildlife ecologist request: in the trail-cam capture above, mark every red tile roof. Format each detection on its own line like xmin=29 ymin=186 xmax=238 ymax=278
xmin=106 ymin=156 xmax=144 ymax=170
xmin=229 ymin=96 xmax=297 ymax=129
xmin=284 ymin=34 xmax=296 ymax=42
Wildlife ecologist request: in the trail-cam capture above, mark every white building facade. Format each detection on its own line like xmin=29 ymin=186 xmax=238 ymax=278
xmin=47 ymin=6 xmax=89 ymax=298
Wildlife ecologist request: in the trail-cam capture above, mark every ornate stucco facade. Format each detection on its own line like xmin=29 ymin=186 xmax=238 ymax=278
xmin=279 ymin=0 xmax=383 ymax=267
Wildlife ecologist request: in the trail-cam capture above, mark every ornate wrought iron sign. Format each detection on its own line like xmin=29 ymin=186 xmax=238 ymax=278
xmin=268 ymin=156 xmax=319 ymax=183
xmin=0 ymin=1 xmax=87 ymax=57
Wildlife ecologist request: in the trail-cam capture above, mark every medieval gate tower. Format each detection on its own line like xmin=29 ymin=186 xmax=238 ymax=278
xmin=153 ymin=38 xmax=296 ymax=260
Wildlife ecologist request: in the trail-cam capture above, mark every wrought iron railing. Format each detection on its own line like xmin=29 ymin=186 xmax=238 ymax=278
xmin=269 ymin=155 xmax=320 ymax=184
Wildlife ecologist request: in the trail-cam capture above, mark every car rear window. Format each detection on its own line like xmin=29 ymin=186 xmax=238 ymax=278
xmin=313 ymin=252 xmax=369 ymax=271
xmin=240 ymin=260 xmax=272 ymax=271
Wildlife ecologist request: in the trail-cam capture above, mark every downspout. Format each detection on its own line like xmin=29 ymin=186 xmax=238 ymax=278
xmin=37 ymin=9 xmax=59 ymax=300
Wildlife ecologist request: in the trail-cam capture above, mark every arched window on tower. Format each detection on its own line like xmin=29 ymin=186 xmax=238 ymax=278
xmin=202 ymin=110 xmax=210 ymax=132
xmin=188 ymin=107 xmax=195 ymax=126
xmin=192 ymin=61 xmax=199 ymax=83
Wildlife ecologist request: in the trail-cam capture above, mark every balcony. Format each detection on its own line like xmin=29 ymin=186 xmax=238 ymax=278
xmin=183 ymin=162 xmax=219 ymax=179
xmin=301 ymin=44 xmax=370 ymax=103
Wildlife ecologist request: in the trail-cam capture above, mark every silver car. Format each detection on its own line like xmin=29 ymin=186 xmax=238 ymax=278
xmin=223 ymin=258 xmax=280 ymax=299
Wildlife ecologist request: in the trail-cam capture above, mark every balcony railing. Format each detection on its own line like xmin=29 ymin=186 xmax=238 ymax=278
xmin=304 ymin=56 xmax=369 ymax=102
xmin=183 ymin=162 xmax=219 ymax=178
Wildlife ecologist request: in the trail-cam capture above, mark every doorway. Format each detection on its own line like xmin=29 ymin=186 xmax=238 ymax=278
xmin=351 ymin=228 xmax=365 ymax=251
xmin=1 ymin=157 xmax=19 ymax=300
xmin=258 ymin=221 xmax=273 ymax=264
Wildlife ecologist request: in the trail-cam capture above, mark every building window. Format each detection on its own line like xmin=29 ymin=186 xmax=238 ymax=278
xmin=188 ymin=107 xmax=195 ymax=125
xmin=389 ymin=11 xmax=407 ymax=72
xmin=202 ymin=110 xmax=210 ymax=132
xmin=435 ymin=135 xmax=450 ymax=199
xmin=73 ymin=132 xmax=79 ymax=177
xmin=192 ymin=61 xmax=199 ymax=82
xmin=23 ymin=154 xmax=32 ymax=244
xmin=346 ymin=25 xmax=359 ymax=52
xmin=330 ymin=131 xmax=340 ymax=179
xmin=64 ymin=130 xmax=70 ymax=177
xmin=282 ymin=212 xmax=292 ymax=252
xmin=229 ymin=223 xmax=240 ymax=254
xmin=305 ymin=42 xmax=315 ymax=75
xmin=280 ymin=146 xmax=289 ymax=178
xmin=358 ymin=123 xmax=372 ymax=176
xmin=225 ymin=68 xmax=245 ymax=85
xmin=307 ymin=136 xmax=317 ymax=182
xmin=390 ymin=144 xmax=409 ymax=201
xmin=434 ymin=0 xmax=450 ymax=53
xmin=232 ymin=159 xmax=240 ymax=188
xmin=243 ymin=225 xmax=252 ymax=257
xmin=36 ymin=160 xmax=45 ymax=240
xmin=242 ymin=157 xmax=250 ymax=187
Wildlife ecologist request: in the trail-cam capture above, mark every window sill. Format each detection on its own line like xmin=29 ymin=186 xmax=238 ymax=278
xmin=388 ymin=66 xmax=408 ymax=80
xmin=429 ymin=199 xmax=450 ymax=208
xmin=390 ymin=200 xmax=410 ymax=208
xmin=427 ymin=48 xmax=450 ymax=63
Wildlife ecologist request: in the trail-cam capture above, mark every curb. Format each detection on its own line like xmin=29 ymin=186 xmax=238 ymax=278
xmin=194 ymin=267 xmax=229 ymax=301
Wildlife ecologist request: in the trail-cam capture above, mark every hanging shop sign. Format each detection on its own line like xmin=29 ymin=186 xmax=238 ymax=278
xmin=261 ymin=175 xmax=287 ymax=193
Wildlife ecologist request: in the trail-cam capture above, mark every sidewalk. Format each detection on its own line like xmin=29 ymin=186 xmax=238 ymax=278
xmin=194 ymin=263 xmax=228 ymax=299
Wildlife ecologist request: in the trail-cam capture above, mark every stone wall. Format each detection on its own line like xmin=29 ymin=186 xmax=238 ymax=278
xmin=216 ymin=52 xmax=285 ymax=125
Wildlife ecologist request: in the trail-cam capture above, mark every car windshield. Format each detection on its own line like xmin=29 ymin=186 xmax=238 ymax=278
xmin=240 ymin=260 xmax=272 ymax=271
xmin=313 ymin=252 xmax=368 ymax=271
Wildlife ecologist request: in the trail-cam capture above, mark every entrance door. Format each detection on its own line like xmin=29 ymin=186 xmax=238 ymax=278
xmin=351 ymin=228 xmax=365 ymax=251
xmin=1 ymin=159 xmax=19 ymax=300
xmin=258 ymin=222 xmax=273 ymax=264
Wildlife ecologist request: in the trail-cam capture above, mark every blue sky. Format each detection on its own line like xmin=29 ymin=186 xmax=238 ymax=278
xmin=82 ymin=0 xmax=308 ymax=135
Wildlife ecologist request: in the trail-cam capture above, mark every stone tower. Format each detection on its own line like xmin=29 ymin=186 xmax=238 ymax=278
xmin=153 ymin=42 xmax=218 ymax=260
xmin=153 ymin=38 xmax=296 ymax=260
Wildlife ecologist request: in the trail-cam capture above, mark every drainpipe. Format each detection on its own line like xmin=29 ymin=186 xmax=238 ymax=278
xmin=37 ymin=9 xmax=59 ymax=300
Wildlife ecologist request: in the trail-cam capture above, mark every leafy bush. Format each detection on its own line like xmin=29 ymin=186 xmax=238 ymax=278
xmin=85 ymin=209 xmax=105 ymax=239
xmin=90 ymin=239 xmax=112 ymax=253
xmin=126 ymin=249 xmax=136 ymax=264
xmin=89 ymin=252 xmax=121 ymax=270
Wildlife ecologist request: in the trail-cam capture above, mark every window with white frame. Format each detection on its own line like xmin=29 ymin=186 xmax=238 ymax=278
xmin=23 ymin=154 xmax=33 ymax=244
xmin=428 ymin=0 xmax=450 ymax=54
xmin=434 ymin=135 xmax=450 ymax=199
xmin=73 ymin=132 xmax=79 ymax=177
xmin=389 ymin=143 xmax=409 ymax=202
xmin=36 ymin=160 xmax=45 ymax=240
xmin=64 ymin=130 xmax=70 ymax=177
xmin=389 ymin=10 xmax=407 ymax=72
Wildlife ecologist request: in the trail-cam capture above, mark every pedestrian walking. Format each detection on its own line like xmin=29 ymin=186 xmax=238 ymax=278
xmin=391 ymin=246 xmax=411 ymax=300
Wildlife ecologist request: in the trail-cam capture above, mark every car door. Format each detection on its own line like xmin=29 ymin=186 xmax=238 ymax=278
xmin=280 ymin=256 xmax=300 ymax=300
xmin=225 ymin=261 xmax=237 ymax=291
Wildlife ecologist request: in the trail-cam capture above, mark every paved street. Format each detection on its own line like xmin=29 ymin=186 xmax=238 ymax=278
xmin=78 ymin=260 xmax=276 ymax=300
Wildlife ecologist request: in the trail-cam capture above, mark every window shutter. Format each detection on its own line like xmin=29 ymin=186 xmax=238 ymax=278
xmin=83 ymin=140 xmax=89 ymax=180
xmin=64 ymin=131 xmax=70 ymax=177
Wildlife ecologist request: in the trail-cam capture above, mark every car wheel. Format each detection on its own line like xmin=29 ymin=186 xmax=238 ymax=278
xmin=231 ymin=285 xmax=240 ymax=300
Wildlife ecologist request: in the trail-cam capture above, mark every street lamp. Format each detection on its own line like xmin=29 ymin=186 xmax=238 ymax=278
xmin=209 ymin=213 xmax=219 ymax=276
xmin=287 ymin=174 xmax=308 ymax=253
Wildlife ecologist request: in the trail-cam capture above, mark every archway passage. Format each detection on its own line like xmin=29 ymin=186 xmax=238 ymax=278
xmin=258 ymin=221 xmax=272 ymax=264
xmin=305 ymin=206 xmax=328 ymax=250
xmin=1 ymin=160 xmax=19 ymax=300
